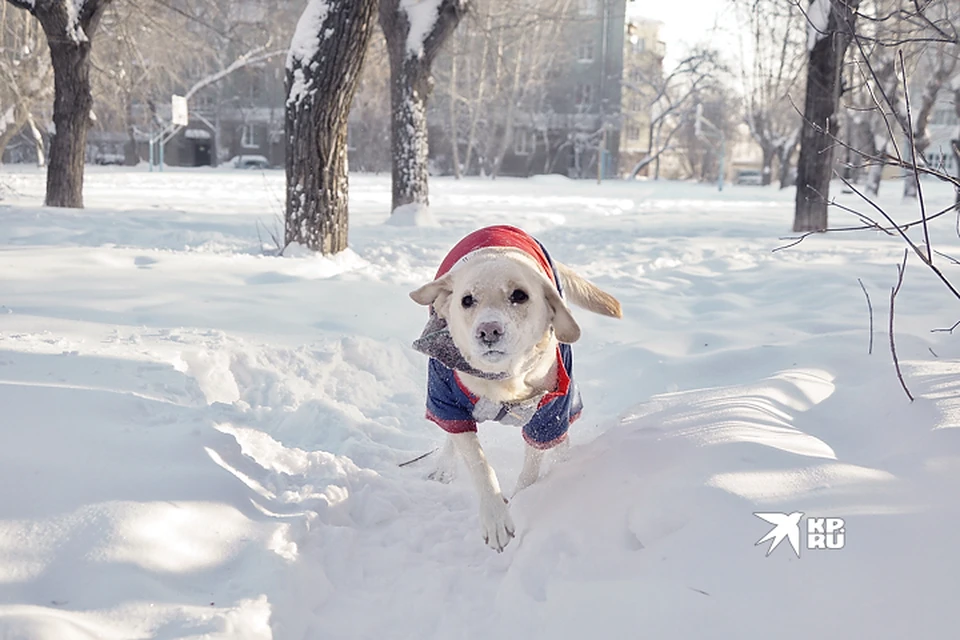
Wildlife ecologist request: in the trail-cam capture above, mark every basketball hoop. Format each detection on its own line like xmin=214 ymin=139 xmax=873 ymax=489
xmin=172 ymin=95 xmax=188 ymax=127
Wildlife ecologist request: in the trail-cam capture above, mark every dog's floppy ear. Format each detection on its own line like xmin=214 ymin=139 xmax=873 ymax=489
xmin=541 ymin=279 xmax=581 ymax=343
xmin=410 ymin=273 xmax=454 ymax=318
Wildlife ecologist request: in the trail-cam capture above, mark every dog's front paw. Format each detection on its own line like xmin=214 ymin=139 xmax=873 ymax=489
xmin=479 ymin=494 xmax=515 ymax=552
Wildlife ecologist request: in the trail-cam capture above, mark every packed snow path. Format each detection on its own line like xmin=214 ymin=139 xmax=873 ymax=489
xmin=0 ymin=167 xmax=956 ymax=639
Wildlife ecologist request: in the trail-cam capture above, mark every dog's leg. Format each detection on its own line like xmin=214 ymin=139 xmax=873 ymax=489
xmin=426 ymin=435 xmax=458 ymax=483
xmin=513 ymin=443 xmax=545 ymax=495
xmin=514 ymin=437 xmax=570 ymax=495
xmin=449 ymin=431 xmax=515 ymax=552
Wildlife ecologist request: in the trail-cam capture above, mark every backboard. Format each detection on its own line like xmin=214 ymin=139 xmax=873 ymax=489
xmin=172 ymin=95 xmax=188 ymax=127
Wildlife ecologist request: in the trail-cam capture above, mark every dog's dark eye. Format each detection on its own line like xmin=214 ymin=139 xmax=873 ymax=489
xmin=509 ymin=289 xmax=529 ymax=304
xmin=461 ymin=294 xmax=475 ymax=308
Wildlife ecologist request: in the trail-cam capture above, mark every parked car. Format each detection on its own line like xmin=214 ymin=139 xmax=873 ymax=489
xmin=94 ymin=152 xmax=125 ymax=166
xmin=230 ymin=154 xmax=271 ymax=170
xmin=735 ymin=169 xmax=764 ymax=185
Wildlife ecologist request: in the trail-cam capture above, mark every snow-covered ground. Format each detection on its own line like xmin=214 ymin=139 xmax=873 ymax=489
xmin=0 ymin=166 xmax=957 ymax=639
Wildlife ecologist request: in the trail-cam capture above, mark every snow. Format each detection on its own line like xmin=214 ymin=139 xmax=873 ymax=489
xmin=807 ymin=0 xmax=831 ymax=51
xmin=286 ymin=0 xmax=330 ymax=105
xmin=0 ymin=166 xmax=957 ymax=638
xmin=402 ymin=0 xmax=443 ymax=58
xmin=63 ymin=0 xmax=88 ymax=44
xmin=385 ymin=201 xmax=438 ymax=226
xmin=287 ymin=0 xmax=329 ymax=66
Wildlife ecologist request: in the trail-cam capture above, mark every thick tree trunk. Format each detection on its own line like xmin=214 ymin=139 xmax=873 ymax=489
xmin=380 ymin=0 xmax=465 ymax=214
xmin=793 ymin=0 xmax=860 ymax=232
xmin=386 ymin=55 xmax=431 ymax=209
xmin=285 ymin=0 xmax=377 ymax=254
xmin=6 ymin=0 xmax=113 ymax=208
xmin=45 ymin=41 xmax=92 ymax=207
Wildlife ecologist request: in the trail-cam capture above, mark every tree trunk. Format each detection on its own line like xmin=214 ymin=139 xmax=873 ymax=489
xmin=761 ymin=144 xmax=775 ymax=186
xmin=954 ymin=88 xmax=960 ymax=206
xmin=285 ymin=0 xmax=377 ymax=254
xmin=26 ymin=112 xmax=45 ymax=167
xmin=0 ymin=106 xmax=28 ymax=161
xmin=45 ymin=40 xmax=92 ymax=207
xmin=490 ymin=40 xmax=526 ymax=180
xmin=449 ymin=49 xmax=461 ymax=179
xmin=380 ymin=0 xmax=466 ymax=214
xmin=953 ymin=139 xmax=960 ymax=206
xmin=903 ymin=53 xmax=957 ymax=199
xmin=124 ymin=94 xmax=139 ymax=166
xmin=6 ymin=0 xmax=114 ymax=208
xmin=463 ymin=13 xmax=491 ymax=176
xmin=793 ymin=0 xmax=860 ymax=232
xmin=777 ymin=127 xmax=800 ymax=189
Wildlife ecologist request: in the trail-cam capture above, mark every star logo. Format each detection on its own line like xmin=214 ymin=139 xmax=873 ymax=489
xmin=754 ymin=512 xmax=804 ymax=557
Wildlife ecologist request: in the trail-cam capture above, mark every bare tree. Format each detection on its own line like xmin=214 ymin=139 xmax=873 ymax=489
xmin=734 ymin=0 xmax=805 ymax=187
xmin=623 ymin=50 xmax=722 ymax=179
xmin=349 ymin=30 xmax=392 ymax=173
xmin=379 ymin=0 xmax=466 ymax=215
xmin=794 ymin=0 xmax=862 ymax=233
xmin=901 ymin=42 xmax=957 ymax=198
xmin=285 ymin=0 xmax=378 ymax=254
xmin=0 ymin=6 xmax=52 ymax=164
xmin=4 ymin=0 xmax=115 ymax=207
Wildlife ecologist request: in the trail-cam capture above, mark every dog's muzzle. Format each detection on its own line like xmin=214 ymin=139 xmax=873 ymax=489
xmin=476 ymin=321 xmax=504 ymax=347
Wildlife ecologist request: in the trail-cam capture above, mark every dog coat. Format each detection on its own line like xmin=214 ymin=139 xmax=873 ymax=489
xmin=413 ymin=225 xmax=583 ymax=449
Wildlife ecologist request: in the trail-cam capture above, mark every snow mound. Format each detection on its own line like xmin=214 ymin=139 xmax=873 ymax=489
xmin=385 ymin=202 xmax=439 ymax=227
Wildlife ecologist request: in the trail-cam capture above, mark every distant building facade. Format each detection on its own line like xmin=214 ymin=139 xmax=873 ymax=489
xmin=494 ymin=0 xmax=631 ymax=179
xmin=619 ymin=16 xmax=665 ymax=176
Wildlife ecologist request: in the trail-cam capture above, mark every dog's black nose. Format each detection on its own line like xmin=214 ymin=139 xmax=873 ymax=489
xmin=476 ymin=321 xmax=504 ymax=346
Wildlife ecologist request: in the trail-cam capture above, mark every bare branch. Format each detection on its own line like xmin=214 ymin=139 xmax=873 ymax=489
xmin=858 ymin=277 xmax=874 ymax=355
xmin=889 ymin=249 xmax=913 ymax=402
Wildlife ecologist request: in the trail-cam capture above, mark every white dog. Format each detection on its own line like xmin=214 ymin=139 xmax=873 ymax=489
xmin=410 ymin=225 xmax=621 ymax=551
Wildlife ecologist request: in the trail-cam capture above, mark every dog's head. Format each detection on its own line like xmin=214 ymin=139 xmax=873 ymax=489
xmin=410 ymin=248 xmax=580 ymax=376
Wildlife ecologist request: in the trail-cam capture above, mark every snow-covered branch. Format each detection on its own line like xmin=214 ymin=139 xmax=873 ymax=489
xmin=185 ymin=48 xmax=285 ymax=101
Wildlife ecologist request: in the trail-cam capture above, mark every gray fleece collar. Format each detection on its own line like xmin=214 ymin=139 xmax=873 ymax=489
xmin=412 ymin=309 xmax=509 ymax=381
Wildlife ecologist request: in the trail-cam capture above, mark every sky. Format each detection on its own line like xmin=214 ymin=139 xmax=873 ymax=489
xmin=627 ymin=0 xmax=737 ymax=69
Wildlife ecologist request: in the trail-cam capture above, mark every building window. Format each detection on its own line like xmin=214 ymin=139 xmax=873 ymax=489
xmin=241 ymin=124 xmax=257 ymax=149
xmin=577 ymin=40 xmax=595 ymax=62
xmin=631 ymin=36 xmax=646 ymax=53
xmin=575 ymin=84 xmax=594 ymax=107
xmin=626 ymin=124 xmax=641 ymax=141
xmin=577 ymin=0 xmax=598 ymax=15
xmin=514 ymin=128 xmax=535 ymax=155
